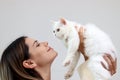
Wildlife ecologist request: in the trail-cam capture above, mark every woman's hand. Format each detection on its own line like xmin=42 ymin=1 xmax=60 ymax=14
xmin=76 ymin=26 xmax=88 ymax=60
xmin=76 ymin=26 xmax=117 ymax=75
xmin=101 ymin=54 xmax=117 ymax=75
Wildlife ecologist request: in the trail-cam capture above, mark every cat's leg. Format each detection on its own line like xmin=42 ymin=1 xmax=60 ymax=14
xmin=62 ymin=53 xmax=73 ymax=67
xmin=64 ymin=51 xmax=80 ymax=79
xmin=63 ymin=38 xmax=80 ymax=67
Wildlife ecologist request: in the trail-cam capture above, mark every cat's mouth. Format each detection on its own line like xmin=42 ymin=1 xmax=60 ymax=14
xmin=62 ymin=34 xmax=64 ymax=38
xmin=55 ymin=34 xmax=64 ymax=39
xmin=58 ymin=34 xmax=64 ymax=39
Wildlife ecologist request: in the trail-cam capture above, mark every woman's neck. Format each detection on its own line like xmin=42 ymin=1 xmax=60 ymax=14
xmin=35 ymin=65 xmax=51 ymax=80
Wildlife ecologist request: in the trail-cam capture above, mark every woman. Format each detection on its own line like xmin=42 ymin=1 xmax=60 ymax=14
xmin=0 ymin=36 xmax=116 ymax=80
xmin=0 ymin=36 xmax=58 ymax=80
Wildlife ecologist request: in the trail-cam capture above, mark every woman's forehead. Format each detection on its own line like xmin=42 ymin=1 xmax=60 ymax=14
xmin=25 ymin=38 xmax=35 ymax=46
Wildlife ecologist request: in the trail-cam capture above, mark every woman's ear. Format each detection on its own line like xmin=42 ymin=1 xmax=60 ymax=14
xmin=23 ymin=59 xmax=37 ymax=69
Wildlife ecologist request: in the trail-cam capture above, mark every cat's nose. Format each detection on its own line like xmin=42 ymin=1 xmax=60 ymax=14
xmin=57 ymin=28 xmax=60 ymax=32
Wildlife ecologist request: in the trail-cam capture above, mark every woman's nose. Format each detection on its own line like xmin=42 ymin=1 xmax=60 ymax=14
xmin=44 ymin=41 xmax=48 ymax=46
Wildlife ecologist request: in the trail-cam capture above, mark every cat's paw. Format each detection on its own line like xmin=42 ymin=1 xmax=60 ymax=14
xmin=64 ymin=71 xmax=73 ymax=79
xmin=62 ymin=59 xmax=71 ymax=67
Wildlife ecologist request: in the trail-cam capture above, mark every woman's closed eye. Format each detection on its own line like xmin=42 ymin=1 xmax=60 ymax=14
xmin=36 ymin=43 xmax=40 ymax=47
xmin=33 ymin=40 xmax=40 ymax=47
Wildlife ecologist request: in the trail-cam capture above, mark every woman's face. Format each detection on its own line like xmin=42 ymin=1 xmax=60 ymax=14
xmin=25 ymin=37 xmax=58 ymax=67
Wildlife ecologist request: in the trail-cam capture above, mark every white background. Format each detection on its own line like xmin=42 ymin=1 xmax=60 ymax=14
xmin=0 ymin=0 xmax=120 ymax=80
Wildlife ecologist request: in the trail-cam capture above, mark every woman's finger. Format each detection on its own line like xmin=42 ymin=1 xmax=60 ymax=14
xmin=113 ymin=58 xmax=117 ymax=74
xmin=101 ymin=53 xmax=116 ymax=75
xmin=106 ymin=54 xmax=117 ymax=75
xmin=101 ymin=61 xmax=107 ymax=70
xmin=102 ymin=54 xmax=112 ymax=75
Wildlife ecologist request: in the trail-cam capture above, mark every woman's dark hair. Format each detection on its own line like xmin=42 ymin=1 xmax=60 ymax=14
xmin=0 ymin=36 xmax=43 ymax=80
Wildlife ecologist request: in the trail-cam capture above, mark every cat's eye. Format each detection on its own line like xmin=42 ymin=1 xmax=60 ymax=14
xmin=53 ymin=30 xmax=55 ymax=33
xmin=57 ymin=28 xmax=60 ymax=32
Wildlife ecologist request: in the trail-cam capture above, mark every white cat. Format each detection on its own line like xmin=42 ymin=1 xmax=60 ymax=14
xmin=52 ymin=18 xmax=117 ymax=80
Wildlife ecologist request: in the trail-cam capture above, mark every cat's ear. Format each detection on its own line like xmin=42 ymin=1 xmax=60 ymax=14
xmin=60 ymin=18 xmax=66 ymax=25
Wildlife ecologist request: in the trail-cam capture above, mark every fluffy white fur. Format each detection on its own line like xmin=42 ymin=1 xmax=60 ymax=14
xmin=52 ymin=18 xmax=117 ymax=80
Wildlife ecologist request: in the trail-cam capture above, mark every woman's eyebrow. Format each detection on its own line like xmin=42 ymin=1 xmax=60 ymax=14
xmin=33 ymin=40 xmax=37 ymax=46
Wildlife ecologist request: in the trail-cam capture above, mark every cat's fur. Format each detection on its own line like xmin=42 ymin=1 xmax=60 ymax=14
xmin=52 ymin=18 xmax=117 ymax=80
